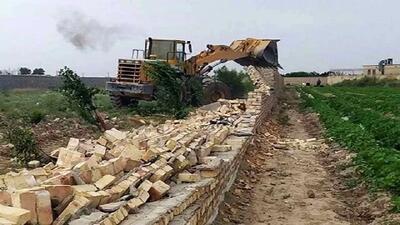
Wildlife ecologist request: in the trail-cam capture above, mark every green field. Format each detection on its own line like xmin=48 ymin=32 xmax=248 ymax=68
xmin=300 ymin=86 xmax=400 ymax=209
xmin=0 ymin=90 xmax=142 ymax=124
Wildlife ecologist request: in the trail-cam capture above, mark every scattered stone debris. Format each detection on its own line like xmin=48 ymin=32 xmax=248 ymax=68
xmin=0 ymin=66 xmax=272 ymax=225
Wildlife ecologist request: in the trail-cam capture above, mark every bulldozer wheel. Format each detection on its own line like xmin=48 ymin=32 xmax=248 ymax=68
xmin=202 ymin=82 xmax=232 ymax=104
xmin=110 ymin=95 xmax=138 ymax=108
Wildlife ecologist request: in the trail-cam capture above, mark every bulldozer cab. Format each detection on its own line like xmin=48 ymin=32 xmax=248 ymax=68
xmin=144 ymin=38 xmax=191 ymax=67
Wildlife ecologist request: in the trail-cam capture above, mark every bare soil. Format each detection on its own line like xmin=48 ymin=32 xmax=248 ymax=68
xmin=214 ymin=88 xmax=400 ymax=225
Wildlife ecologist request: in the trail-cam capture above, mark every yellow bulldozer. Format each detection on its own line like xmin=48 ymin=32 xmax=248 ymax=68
xmin=106 ymin=37 xmax=280 ymax=106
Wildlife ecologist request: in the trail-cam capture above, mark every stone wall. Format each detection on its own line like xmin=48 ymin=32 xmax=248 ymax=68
xmin=0 ymin=75 xmax=109 ymax=90
xmin=284 ymin=76 xmax=328 ymax=86
xmin=0 ymin=66 xmax=280 ymax=225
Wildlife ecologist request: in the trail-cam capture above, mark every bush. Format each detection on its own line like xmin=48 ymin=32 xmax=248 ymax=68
xmin=6 ymin=125 xmax=39 ymax=165
xmin=29 ymin=110 xmax=45 ymax=124
xmin=59 ymin=67 xmax=106 ymax=130
xmin=215 ymin=66 xmax=254 ymax=98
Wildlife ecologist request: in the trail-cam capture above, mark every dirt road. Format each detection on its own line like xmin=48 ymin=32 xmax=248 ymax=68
xmin=214 ymin=89 xmax=397 ymax=225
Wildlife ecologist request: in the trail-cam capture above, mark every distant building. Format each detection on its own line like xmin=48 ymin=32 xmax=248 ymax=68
xmin=363 ymin=58 xmax=400 ymax=76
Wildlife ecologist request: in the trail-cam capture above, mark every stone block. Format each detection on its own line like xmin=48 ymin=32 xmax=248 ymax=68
xmin=178 ymin=172 xmax=201 ymax=183
xmin=211 ymin=144 xmax=232 ymax=152
xmin=0 ymin=191 xmax=11 ymax=205
xmin=42 ymin=171 xmax=74 ymax=186
xmin=67 ymin=138 xmax=80 ymax=151
xmin=148 ymin=180 xmax=170 ymax=202
xmin=82 ymin=191 xmax=103 ymax=208
xmin=43 ymin=185 xmax=73 ymax=205
xmin=36 ymin=190 xmax=53 ymax=225
xmin=0 ymin=204 xmax=31 ymax=225
xmin=99 ymin=201 xmax=126 ymax=213
xmin=97 ymin=137 xmax=108 ymax=146
xmin=72 ymin=184 xmax=98 ymax=194
xmin=99 ymin=162 xmax=115 ymax=176
xmin=52 ymin=196 xmax=91 ymax=225
xmin=0 ymin=218 xmax=14 ymax=225
xmin=94 ymin=144 xmax=107 ymax=158
xmin=138 ymin=190 xmax=150 ymax=203
xmin=56 ymin=148 xmax=84 ymax=168
xmin=11 ymin=190 xmax=37 ymax=224
xmin=4 ymin=174 xmax=37 ymax=191
xmin=27 ymin=160 xmax=40 ymax=169
xmin=109 ymin=157 xmax=126 ymax=174
xmin=127 ymin=197 xmax=144 ymax=212
xmin=95 ymin=175 xmax=116 ymax=190
xmin=138 ymin=180 xmax=152 ymax=192
xmin=141 ymin=148 xmax=160 ymax=162
xmin=104 ymin=128 xmax=127 ymax=143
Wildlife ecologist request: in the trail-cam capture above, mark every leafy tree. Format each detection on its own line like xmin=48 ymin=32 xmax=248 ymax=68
xmin=59 ymin=67 xmax=106 ymax=130
xmin=215 ymin=66 xmax=254 ymax=98
xmin=32 ymin=68 xmax=45 ymax=75
xmin=142 ymin=61 xmax=206 ymax=118
xmin=19 ymin=67 xmax=31 ymax=75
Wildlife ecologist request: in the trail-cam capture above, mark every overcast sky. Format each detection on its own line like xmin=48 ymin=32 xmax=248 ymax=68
xmin=1 ymin=0 xmax=399 ymax=76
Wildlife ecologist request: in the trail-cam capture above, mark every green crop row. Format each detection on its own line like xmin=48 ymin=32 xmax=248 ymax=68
xmin=314 ymin=87 xmax=400 ymax=116
xmin=299 ymin=87 xmax=400 ymax=210
xmin=306 ymin=88 xmax=400 ymax=150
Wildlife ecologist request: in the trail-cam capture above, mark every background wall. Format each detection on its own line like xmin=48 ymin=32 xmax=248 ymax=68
xmin=283 ymin=74 xmax=400 ymax=86
xmin=0 ymin=75 xmax=109 ymax=90
xmin=283 ymin=76 xmax=328 ymax=86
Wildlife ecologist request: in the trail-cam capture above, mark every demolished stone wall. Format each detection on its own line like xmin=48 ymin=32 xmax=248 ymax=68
xmin=0 ymin=66 xmax=280 ymax=225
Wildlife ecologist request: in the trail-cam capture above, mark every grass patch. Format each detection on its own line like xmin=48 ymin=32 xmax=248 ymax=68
xmin=334 ymin=76 xmax=400 ymax=88
xmin=0 ymin=90 xmax=129 ymax=123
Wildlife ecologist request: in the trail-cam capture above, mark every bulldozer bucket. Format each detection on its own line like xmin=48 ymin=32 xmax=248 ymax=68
xmin=230 ymin=38 xmax=281 ymax=68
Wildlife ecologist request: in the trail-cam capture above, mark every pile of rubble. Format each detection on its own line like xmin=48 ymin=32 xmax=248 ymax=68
xmin=0 ymin=66 xmax=275 ymax=225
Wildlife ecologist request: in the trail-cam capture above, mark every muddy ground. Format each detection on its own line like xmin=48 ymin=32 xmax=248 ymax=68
xmin=214 ymin=88 xmax=400 ymax=225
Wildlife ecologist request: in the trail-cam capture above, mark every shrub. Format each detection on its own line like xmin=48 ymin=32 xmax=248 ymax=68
xmin=6 ymin=125 xmax=39 ymax=165
xmin=59 ymin=67 xmax=106 ymax=130
xmin=29 ymin=110 xmax=45 ymax=124
xmin=215 ymin=66 xmax=254 ymax=98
